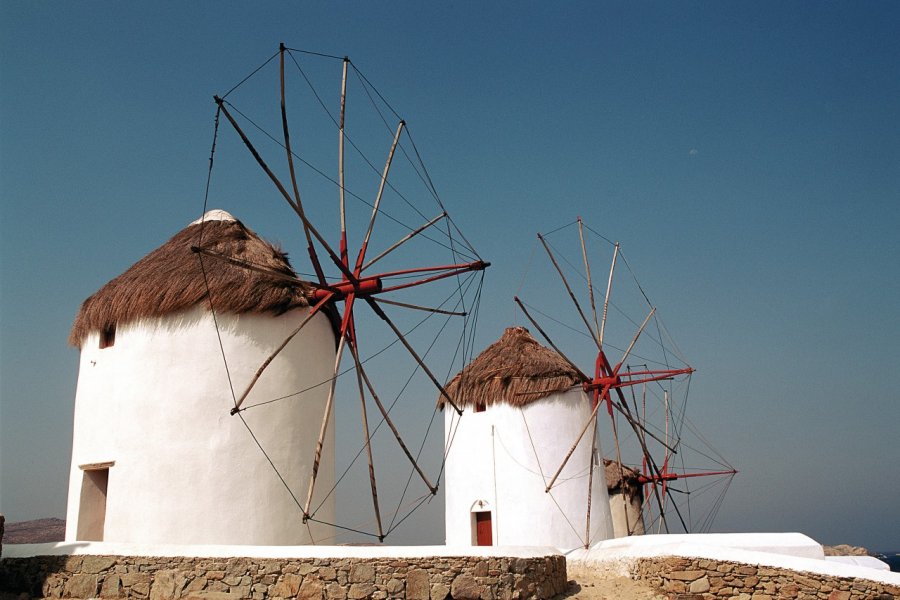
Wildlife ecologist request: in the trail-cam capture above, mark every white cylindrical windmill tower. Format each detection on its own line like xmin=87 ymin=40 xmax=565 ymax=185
xmin=604 ymin=459 xmax=646 ymax=538
xmin=65 ymin=210 xmax=337 ymax=545
xmin=442 ymin=327 xmax=614 ymax=550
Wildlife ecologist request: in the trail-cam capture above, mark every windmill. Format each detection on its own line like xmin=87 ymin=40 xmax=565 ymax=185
xmin=193 ymin=44 xmax=489 ymax=543
xmin=514 ymin=218 xmax=736 ymax=540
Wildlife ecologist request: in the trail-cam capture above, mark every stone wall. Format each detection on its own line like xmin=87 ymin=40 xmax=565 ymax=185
xmin=0 ymin=553 xmax=566 ymax=600
xmin=631 ymin=555 xmax=900 ymax=600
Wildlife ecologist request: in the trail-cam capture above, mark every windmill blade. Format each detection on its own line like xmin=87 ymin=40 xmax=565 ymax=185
xmin=339 ymin=56 xmax=348 ymax=263
xmin=303 ymin=332 xmax=348 ymax=520
xmin=232 ymin=292 xmax=335 ymax=412
xmin=599 ymin=242 xmax=620 ymax=346
xmin=577 ymin=217 xmax=601 ymax=342
xmin=514 ymin=296 xmax=590 ymax=382
xmin=364 ymin=297 xmax=463 ymax=415
xmin=279 ymin=43 xmax=326 ymax=286
xmin=538 ymin=233 xmax=601 ymax=349
xmin=348 ymin=337 xmax=385 ymax=541
xmin=354 ymin=120 xmax=405 ymax=273
xmin=544 ymin=310 xmax=656 ymax=491
xmin=583 ymin=414 xmax=600 ymax=547
xmin=348 ymin=339 xmax=437 ymax=494
xmin=362 ymin=212 xmax=447 ymax=272
xmin=376 ymin=297 xmax=467 ymax=316
xmin=215 ymin=97 xmax=359 ymax=285
xmin=191 ymin=246 xmax=306 ymax=287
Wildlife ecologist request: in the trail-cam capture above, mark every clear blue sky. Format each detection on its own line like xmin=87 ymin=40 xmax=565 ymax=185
xmin=2 ymin=2 xmax=898 ymax=549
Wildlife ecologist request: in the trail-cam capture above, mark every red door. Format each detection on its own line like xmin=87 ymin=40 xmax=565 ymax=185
xmin=475 ymin=511 xmax=492 ymax=546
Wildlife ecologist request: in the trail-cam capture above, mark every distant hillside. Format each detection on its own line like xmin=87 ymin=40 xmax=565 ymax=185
xmin=2 ymin=518 xmax=65 ymax=543
xmin=823 ymin=544 xmax=871 ymax=556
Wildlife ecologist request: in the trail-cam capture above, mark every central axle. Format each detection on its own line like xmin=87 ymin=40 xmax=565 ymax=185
xmin=310 ymin=276 xmax=383 ymax=301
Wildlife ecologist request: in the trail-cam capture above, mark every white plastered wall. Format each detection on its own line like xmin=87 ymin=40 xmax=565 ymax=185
xmin=65 ymin=305 xmax=336 ymax=545
xmin=608 ymin=490 xmax=645 ymax=538
xmin=444 ymin=389 xmax=614 ymax=550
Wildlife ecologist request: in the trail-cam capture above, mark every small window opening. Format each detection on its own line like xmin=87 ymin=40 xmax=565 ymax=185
xmin=99 ymin=324 xmax=116 ymax=349
xmin=474 ymin=401 xmax=486 ymax=413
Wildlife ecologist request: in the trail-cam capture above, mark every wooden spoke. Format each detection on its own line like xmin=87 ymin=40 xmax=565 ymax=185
xmin=544 ymin=308 xmax=655 ymax=491
xmin=355 ymin=120 xmax=405 ymax=272
xmin=599 ymin=242 xmax=619 ymax=346
xmin=538 ymin=233 xmax=601 ymax=350
xmin=303 ymin=333 xmax=347 ymax=520
xmin=232 ymin=292 xmax=335 ymax=412
xmin=215 ymin=98 xmax=358 ymax=285
xmin=584 ymin=415 xmax=599 ymax=548
xmin=514 ymin=297 xmax=590 ymax=381
xmin=349 ymin=338 xmax=385 ymax=541
xmin=577 ymin=217 xmax=601 ymax=342
xmin=376 ymin=297 xmax=466 ymax=316
xmin=339 ymin=57 xmax=348 ymax=252
xmin=348 ymin=340 xmax=437 ymax=494
xmin=362 ymin=212 xmax=447 ymax=271
xmin=192 ymin=246 xmax=305 ymax=286
xmin=364 ymin=297 xmax=463 ymax=415
xmin=280 ymin=43 xmax=326 ymax=286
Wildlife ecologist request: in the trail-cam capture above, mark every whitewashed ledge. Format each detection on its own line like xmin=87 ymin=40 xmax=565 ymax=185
xmin=567 ymin=532 xmax=900 ymax=587
xmin=3 ymin=541 xmax=558 ymax=560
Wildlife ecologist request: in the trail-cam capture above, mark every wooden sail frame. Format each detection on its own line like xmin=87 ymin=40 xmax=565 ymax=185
xmin=516 ymin=217 xmax=737 ymax=545
xmin=195 ymin=44 xmax=488 ymax=542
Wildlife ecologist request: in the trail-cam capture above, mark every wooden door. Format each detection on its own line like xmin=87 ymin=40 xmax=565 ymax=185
xmin=475 ymin=511 xmax=492 ymax=546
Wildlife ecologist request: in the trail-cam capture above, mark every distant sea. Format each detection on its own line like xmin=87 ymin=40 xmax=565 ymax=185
xmin=875 ymin=551 xmax=900 ymax=573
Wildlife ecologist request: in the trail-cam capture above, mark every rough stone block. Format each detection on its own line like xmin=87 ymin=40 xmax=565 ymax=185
xmin=327 ymin=582 xmax=348 ymax=600
xmin=826 ymin=592 xmax=850 ymax=600
xmin=122 ymin=572 xmax=152 ymax=587
xmin=473 ymin=560 xmax=489 ymax=578
xmin=150 ymin=569 xmax=178 ymax=600
xmin=207 ymin=580 xmax=229 ymax=592
xmin=185 ymin=576 xmax=208 ymax=592
xmin=299 ymin=578 xmax=326 ymax=600
xmin=100 ymin=573 xmax=123 ymax=598
xmin=669 ymin=570 xmax=705 ymax=581
xmin=347 ymin=583 xmax=375 ymax=599
xmin=430 ymin=582 xmax=450 ymax=600
xmin=82 ymin=556 xmax=117 ymax=574
xmin=688 ymin=576 xmax=710 ymax=593
xmin=385 ymin=578 xmax=403 ymax=594
xmin=271 ymin=573 xmax=302 ymax=597
xmin=407 ymin=569 xmax=430 ymax=600
xmin=350 ymin=563 xmax=376 ymax=583
xmin=450 ymin=575 xmax=482 ymax=600
xmin=132 ymin=581 xmax=151 ymax=597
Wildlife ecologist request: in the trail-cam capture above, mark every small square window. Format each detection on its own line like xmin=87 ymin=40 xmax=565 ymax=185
xmin=474 ymin=402 xmax=486 ymax=413
xmin=99 ymin=324 xmax=116 ymax=349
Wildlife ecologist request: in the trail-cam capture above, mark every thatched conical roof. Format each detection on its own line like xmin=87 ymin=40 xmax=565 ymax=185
xmin=440 ymin=326 xmax=584 ymax=409
xmin=603 ymin=459 xmax=644 ymax=494
xmin=70 ymin=210 xmax=322 ymax=347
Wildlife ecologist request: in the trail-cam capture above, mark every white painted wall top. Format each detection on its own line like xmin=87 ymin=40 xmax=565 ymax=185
xmin=569 ymin=532 xmax=900 ymax=587
xmin=4 ymin=542 xmax=561 ymax=560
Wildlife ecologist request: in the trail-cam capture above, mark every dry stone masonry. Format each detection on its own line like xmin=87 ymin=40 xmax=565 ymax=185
xmin=0 ymin=553 xmax=566 ymax=600
xmin=631 ymin=556 xmax=899 ymax=600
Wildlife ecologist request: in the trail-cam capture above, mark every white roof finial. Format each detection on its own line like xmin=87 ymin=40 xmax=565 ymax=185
xmin=190 ymin=209 xmax=236 ymax=226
